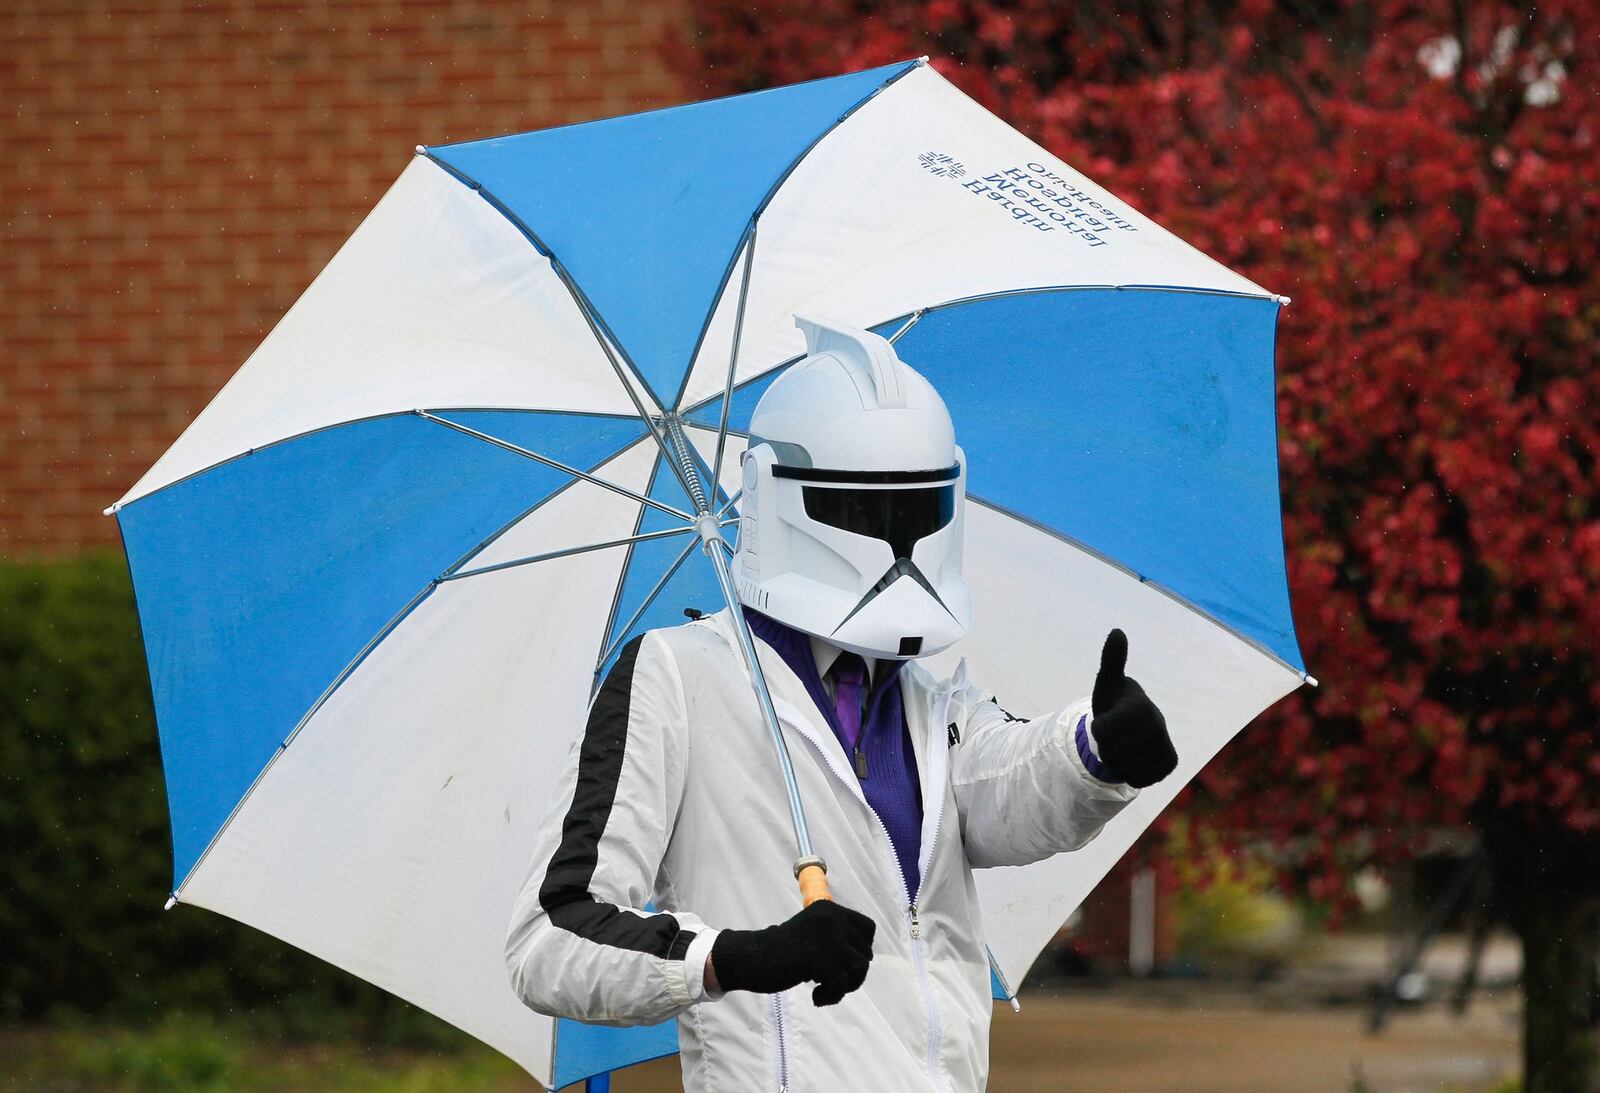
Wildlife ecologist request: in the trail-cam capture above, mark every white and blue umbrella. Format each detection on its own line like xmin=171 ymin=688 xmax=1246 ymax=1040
xmin=112 ymin=59 xmax=1309 ymax=1089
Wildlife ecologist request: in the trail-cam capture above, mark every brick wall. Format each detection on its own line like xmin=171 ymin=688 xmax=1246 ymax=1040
xmin=0 ymin=0 xmax=691 ymax=555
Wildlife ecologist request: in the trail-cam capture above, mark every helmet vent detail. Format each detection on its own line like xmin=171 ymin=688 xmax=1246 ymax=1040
xmin=795 ymin=312 xmax=908 ymax=409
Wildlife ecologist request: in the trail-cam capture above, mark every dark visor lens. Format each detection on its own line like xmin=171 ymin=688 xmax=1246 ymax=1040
xmin=802 ymin=485 xmax=955 ymax=559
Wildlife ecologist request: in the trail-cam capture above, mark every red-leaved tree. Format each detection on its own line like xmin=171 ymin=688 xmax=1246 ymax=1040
xmin=678 ymin=3 xmax=1599 ymax=1088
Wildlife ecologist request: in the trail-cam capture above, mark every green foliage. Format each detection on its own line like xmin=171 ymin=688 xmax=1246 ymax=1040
xmin=0 ymin=554 xmax=462 ymax=1045
xmin=66 ymin=1018 xmax=239 ymax=1092
xmin=1172 ymin=873 xmax=1301 ymax=974
xmin=1162 ymin=821 xmax=1307 ymax=973
xmin=0 ymin=1016 xmax=524 ymax=1091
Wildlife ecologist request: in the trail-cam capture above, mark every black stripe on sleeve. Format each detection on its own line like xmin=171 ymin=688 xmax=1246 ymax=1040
xmin=539 ymin=634 xmax=693 ymax=958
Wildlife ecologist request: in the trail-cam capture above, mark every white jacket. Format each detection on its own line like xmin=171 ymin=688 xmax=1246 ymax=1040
xmin=505 ymin=608 xmax=1136 ymax=1092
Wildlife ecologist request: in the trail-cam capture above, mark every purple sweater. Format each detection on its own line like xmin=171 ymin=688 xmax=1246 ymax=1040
xmin=744 ymin=607 xmax=924 ymax=899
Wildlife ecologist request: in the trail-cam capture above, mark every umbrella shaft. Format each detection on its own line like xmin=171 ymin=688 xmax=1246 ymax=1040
xmin=662 ymin=414 xmax=818 ymax=867
xmin=663 ymin=413 xmax=712 ymax=513
xmin=699 ymin=523 xmax=815 ymax=861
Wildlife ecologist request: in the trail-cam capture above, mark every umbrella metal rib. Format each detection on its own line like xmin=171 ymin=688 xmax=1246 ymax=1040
xmin=440 ymin=524 xmax=700 ymax=584
xmin=160 ymin=428 xmax=656 ymax=900
xmin=886 ymin=310 xmax=924 ymax=343
xmin=595 ymin=533 xmax=702 ymax=671
xmin=184 ymin=503 xmax=735 ymax=904
xmin=417 ymin=411 xmax=691 ymax=522
xmin=593 ymin=513 xmax=748 ymax=674
xmin=421 ymin=149 xmax=701 ymax=506
xmin=710 ymin=220 xmax=757 ymax=505
xmin=564 ymin=293 xmax=696 ymax=501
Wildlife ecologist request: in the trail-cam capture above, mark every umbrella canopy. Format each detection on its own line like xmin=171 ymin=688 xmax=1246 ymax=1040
xmin=113 ymin=59 xmax=1308 ymax=1088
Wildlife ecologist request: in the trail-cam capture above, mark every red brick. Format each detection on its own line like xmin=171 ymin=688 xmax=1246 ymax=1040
xmin=0 ymin=0 xmax=691 ymax=553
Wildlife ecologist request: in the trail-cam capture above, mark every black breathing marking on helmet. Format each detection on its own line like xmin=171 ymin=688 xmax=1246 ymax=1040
xmin=898 ymin=636 xmax=923 ymax=656
xmin=771 ymin=463 xmax=960 ymax=484
xmin=830 ymin=557 xmax=959 ymax=637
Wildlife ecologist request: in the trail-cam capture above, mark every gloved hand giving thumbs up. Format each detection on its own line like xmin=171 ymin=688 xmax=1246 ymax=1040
xmin=1089 ymin=629 xmax=1177 ymax=788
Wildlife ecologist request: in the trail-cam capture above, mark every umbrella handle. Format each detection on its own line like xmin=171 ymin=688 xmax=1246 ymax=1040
xmin=795 ymin=855 xmax=831 ymax=906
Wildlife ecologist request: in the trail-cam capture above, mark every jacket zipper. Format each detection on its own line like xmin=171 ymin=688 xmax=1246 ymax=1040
xmin=907 ymin=902 xmax=944 ymax=1087
xmin=716 ymin=619 xmax=954 ymax=1092
xmin=773 ymin=703 xmax=951 ymax=1092
xmin=771 ymin=991 xmax=792 ymax=1093
xmin=907 ymin=748 xmax=949 ymax=1093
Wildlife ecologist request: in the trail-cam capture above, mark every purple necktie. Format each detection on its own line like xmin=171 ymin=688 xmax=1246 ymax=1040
xmin=831 ymin=652 xmax=868 ymax=777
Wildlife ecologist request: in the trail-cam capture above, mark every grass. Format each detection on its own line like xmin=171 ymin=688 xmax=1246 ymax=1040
xmin=0 ymin=1015 xmax=532 ymax=1093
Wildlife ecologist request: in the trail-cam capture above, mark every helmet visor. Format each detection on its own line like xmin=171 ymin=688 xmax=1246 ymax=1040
xmin=802 ymin=484 xmax=955 ymax=560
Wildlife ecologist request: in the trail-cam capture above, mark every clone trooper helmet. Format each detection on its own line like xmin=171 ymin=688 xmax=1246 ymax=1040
xmin=732 ymin=314 xmax=972 ymax=660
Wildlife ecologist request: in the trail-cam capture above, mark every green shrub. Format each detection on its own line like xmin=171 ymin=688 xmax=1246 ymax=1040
xmin=0 ymin=553 xmax=462 ymax=1047
xmin=66 ymin=1016 xmax=241 ymax=1092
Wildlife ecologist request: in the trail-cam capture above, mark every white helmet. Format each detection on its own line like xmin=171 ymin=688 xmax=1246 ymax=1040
xmin=732 ymin=314 xmax=972 ymax=659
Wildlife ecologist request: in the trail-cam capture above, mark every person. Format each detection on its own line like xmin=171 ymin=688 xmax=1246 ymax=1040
xmin=504 ymin=315 xmax=1178 ymax=1091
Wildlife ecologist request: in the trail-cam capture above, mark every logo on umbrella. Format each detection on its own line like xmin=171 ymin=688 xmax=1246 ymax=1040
xmin=917 ymin=150 xmax=967 ymax=178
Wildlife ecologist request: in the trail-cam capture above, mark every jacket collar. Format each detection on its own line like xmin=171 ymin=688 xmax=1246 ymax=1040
xmin=742 ymin=606 xmax=903 ymax=714
xmin=708 ymin=607 xmax=962 ymax=905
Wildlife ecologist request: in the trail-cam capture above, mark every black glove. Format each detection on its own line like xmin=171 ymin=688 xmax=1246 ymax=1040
xmin=1089 ymin=629 xmax=1177 ymax=789
xmin=710 ymin=900 xmax=876 ymax=1006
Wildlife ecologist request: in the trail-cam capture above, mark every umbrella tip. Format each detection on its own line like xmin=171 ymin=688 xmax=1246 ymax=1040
xmin=1275 ymin=294 xmax=1292 ymax=306
xmin=102 ymin=503 xmax=117 ymax=516
xmin=163 ymin=895 xmax=177 ymax=911
xmin=414 ymin=145 xmax=427 ymax=156
xmin=1304 ymin=674 xmax=1319 ymax=688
